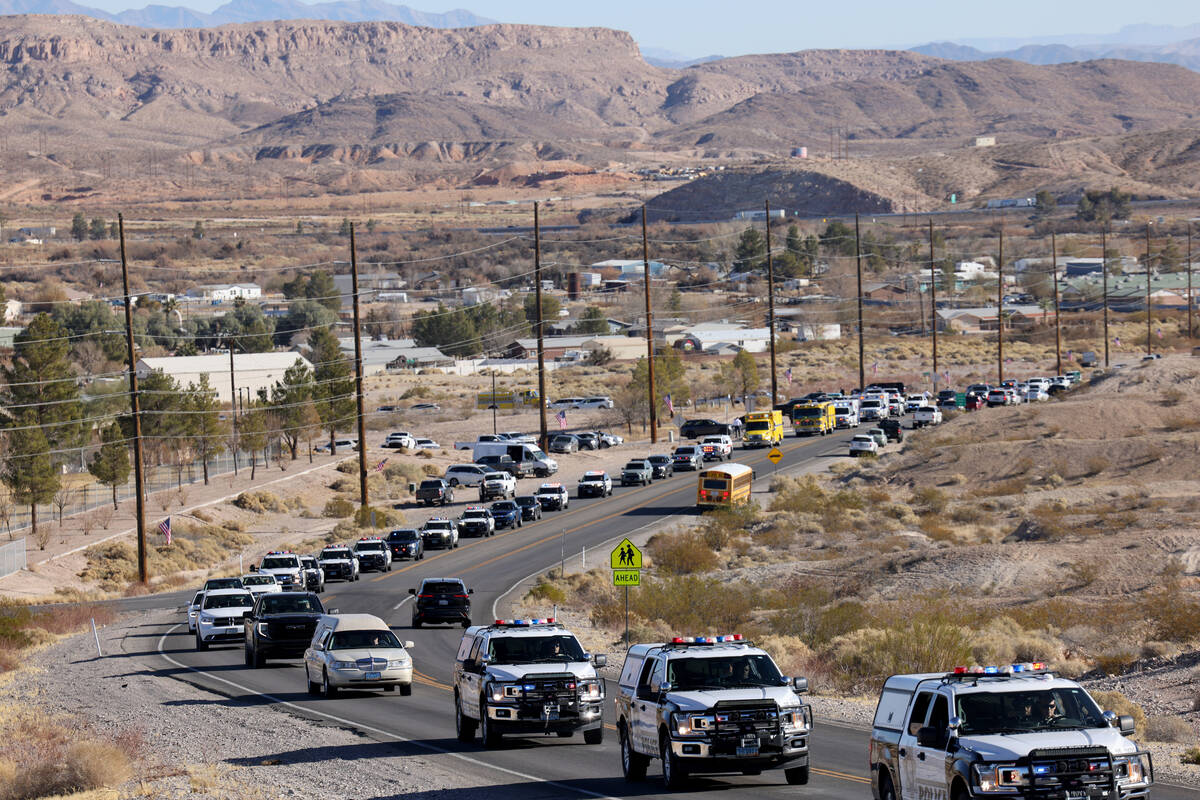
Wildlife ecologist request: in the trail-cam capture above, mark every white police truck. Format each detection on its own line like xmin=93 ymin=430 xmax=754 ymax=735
xmin=869 ymin=663 xmax=1152 ymax=800
xmin=453 ymin=618 xmax=606 ymax=748
xmin=615 ymin=634 xmax=812 ymax=790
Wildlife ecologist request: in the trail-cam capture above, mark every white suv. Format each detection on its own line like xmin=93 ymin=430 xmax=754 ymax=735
xmin=445 ymin=464 xmax=490 ymax=487
xmin=615 ymin=635 xmax=811 ymax=789
xmin=453 ymin=618 xmax=606 ymax=748
xmin=384 ymin=431 xmax=416 ymax=450
xmin=195 ymin=588 xmax=255 ymax=651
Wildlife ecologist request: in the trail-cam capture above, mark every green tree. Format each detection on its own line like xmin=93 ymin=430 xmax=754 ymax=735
xmin=273 ymin=298 xmax=337 ymax=347
xmin=88 ymin=422 xmax=131 ymax=509
xmin=124 ymin=371 xmax=183 ymax=470
xmin=1159 ymin=236 xmax=1182 ymax=271
xmin=270 ymin=359 xmax=320 ymax=460
xmin=820 ymin=221 xmax=857 ymax=257
xmin=226 ymin=300 xmax=275 ymax=352
xmin=1076 ymin=187 xmax=1132 ymax=222
xmin=71 ymin=212 xmax=88 ymax=241
xmin=412 ymin=303 xmax=480 ymax=356
xmin=1 ymin=423 xmax=58 ymax=538
xmin=89 ymin=217 xmax=107 ymax=240
xmin=722 ymin=350 xmax=759 ymax=404
xmin=523 ymin=293 xmax=562 ymax=326
xmin=295 ymin=220 xmax=304 ymax=234
xmin=187 ymin=374 xmax=227 ymax=485
xmin=575 ymin=306 xmax=609 ymax=335
xmin=1034 ymin=190 xmax=1057 ymax=219
xmin=2 ymin=314 xmax=84 ymax=454
xmin=339 ymin=217 xmax=352 ymax=236
xmin=734 ymin=227 xmax=766 ymax=271
xmin=238 ymin=400 xmax=269 ymax=479
xmin=628 ymin=348 xmax=690 ymax=431
xmin=192 ymin=220 xmax=205 ymax=240
xmin=307 ymin=328 xmax=356 ymax=454
xmin=109 ymin=221 xmax=119 ymax=239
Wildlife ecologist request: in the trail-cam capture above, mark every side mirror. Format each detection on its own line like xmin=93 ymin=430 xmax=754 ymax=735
xmin=947 ymin=716 xmax=961 ymax=733
xmin=327 ymin=607 xmax=340 ymax=615
xmin=468 ymin=588 xmax=475 ymax=595
xmin=659 ymin=681 xmax=673 ymax=694
xmin=408 ymin=588 xmax=416 ymax=595
xmin=403 ymin=640 xmax=415 ymax=649
xmin=792 ymin=676 xmax=809 ymax=694
xmin=592 ymin=654 xmax=607 ymax=668
xmin=480 ymin=653 xmax=492 ymax=664
xmin=916 ymin=726 xmax=940 ymax=748
xmin=1118 ymin=714 xmax=1135 ymax=735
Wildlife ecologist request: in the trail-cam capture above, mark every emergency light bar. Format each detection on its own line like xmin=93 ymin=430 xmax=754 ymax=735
xmin=491 ymin=618 xmax=557 ymax=627
xmin=669 ymin=634 xmax=744 ymax=645
xmin=947 ymin=662 xmax=1050 ymax=679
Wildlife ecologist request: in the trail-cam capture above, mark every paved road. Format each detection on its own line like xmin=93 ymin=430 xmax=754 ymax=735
xmin=114 ymin=429 xmax=1198 ymax=799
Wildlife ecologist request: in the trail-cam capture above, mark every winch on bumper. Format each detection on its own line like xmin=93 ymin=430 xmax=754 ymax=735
xmin=669 ymin=700 xmax=811 ymax=772
xmin=485 ymin=673 xmax=604 ymax=735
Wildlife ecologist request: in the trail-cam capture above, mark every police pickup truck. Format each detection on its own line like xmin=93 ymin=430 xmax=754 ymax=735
xmin=452 ymin=618 xmax=606 ymax=748
xmin=615 ymin=634 xmax=812 ymax=789
xmin=869 ymin=663 xmax=1152 ymax=800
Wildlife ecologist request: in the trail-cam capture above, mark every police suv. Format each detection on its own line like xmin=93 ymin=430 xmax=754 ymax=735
xmin=869 ymin=663 xmax=1152 ymax=800
xmin=615 ymin=634 xmax=812 ymax=789
xmin=255 ymin=551 xmax=304 ymax=590
xmin=453 ymin=618 xmax=606 ymax=748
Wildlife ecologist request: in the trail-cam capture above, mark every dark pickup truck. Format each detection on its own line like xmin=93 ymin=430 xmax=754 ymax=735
xmin=476 ymin=454 xmax=528 ymax=478
xmin=415 ymin=478 xmax=455 ymax=506
xmin=243 ymin=591 xmax=326 ymax=668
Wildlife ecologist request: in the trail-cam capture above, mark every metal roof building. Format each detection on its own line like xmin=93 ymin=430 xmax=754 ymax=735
xmin=136 ymin=352 xmax=312 ymax=405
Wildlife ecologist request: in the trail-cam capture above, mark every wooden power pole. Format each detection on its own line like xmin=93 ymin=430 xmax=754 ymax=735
xmin=929 ymin=219 xmax=938 ymax=389
xmin=349 ymin=223 xmax=369 ymax=510
xmin=997 ymin=227 xmax=1005 ymax=385
xmin=1145 ymin=224 xmax=1153 ymax=356
xmin=118 ymin=214 xmax=148 ymax=584
xmin=765 ymin=200 xmax=778 ymax=404
xmin=855 ymin=213 xmax=865 ymax=389
xmin=1103 ymin=225 xmax=1111 ymax=367
xmin=1052 ymin=233 xmax=1062 ymax=375
xmin=1188 ymin=224 xmax=1194 ymax=341
xmin=642 ymin=206 xmax=658 ymax=443
xmin=534 ymin=202 xmax=549 ymax=451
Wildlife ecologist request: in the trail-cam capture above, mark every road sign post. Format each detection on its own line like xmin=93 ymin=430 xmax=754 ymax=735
xmin=611 ymin=538 xmax=643 ymax=645
xmin=767 ymin=446 xmax=783 ymax=476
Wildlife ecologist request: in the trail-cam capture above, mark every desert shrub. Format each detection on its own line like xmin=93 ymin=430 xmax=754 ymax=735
xmin=1083 ymin=455 xmax=1111 ymax=477
xmin=971 ymin=477 xmax=1029 ymax=497
xmin=630 ymin=576 xmax=756 ymax=632
xmin=1067 ymin=560 xmax=1101 ymax=587
xmin=1182 ymin=746 xmax=1200 ymax=765
xmin=526 ymin=579 xmax=567 ymax=605
xmin=919 ymin=517 xmax=956 ymax=542
xmin=422 ymin=464 xmax=441 ymax=476
xmin=884 ymin=503 xmax=920 ymax=526
xmin=948 ymin=504 xmax=985 ymax=524
xmin=1162 ymin=412 xmax=1200 ymax=432
xmin=0 ymin=711 xmax=136 ymax=800
xmin=828 ymin=617 xmax=972 ymax=692
xmin=221 ymin=519 xmax=246 ymax=532
xmin=755 ymin=634 xmax=815 ymax=679
xmin=329 ymin=476 xmax=357 ymax=493
xmin=353 ymin=505 xmax=397 ymax=529
xmin=1094 ymin=649 xmax=1137 ymax=676
xmin=772 ymin=599 xmax=868 ymax=647
xmin=335 ymin=460 xmax=357 ymax=474
xmin=1145 ymin=715 xmax=1193 ymax=743
xmin=384 ymin=461 xmax=425 ymax=485
xmin=322 ymin=497 xmax=355 ymax=518
xmin=1161 ymin=386 xmax=1186 ymax=406
xmin=1089 ymin=690 xmax=1146 ymax=739
xmin=648 ymin=530 xmax=718 ymax=575
xmin=971 ymin=618 xmax=1063 ymax=666
xmin=911 ymin=487 xmax=948 ymax=514
xmin=232 ymin=490 xmax=284 ymax=513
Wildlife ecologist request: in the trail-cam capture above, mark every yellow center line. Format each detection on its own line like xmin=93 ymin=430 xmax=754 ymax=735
xmin=813 ymin=767 xmax=871 ymax=784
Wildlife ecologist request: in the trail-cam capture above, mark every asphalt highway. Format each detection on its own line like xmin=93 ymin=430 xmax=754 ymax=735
xmin=113 ymin=429 xmax=1199 ymax=799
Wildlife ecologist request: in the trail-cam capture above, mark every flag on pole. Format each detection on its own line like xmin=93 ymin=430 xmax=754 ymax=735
xmin=1114 ymin=336 xmax=1122 ymax=346
xmin=664 ymin=393 xmax=675 ymax=416
xmin=942 ymin=371 xmax=950 ymax=384
xmin=871 ymin=361 xmax=879 ymax=377
xmin=784 ymin=367 xmax=793 ymax=384
xmin=373 ymin=458 xmax=389 ymax=473
xmin=1156 ymin=327 xmax=1163 ymax=339
xmin=1066 ymin=350 xmax=1073 ymax=360
xmin=555 ymin=409 xmax=567 ymax=430
xmin=157 ymin=517 xmax=172 ymax=546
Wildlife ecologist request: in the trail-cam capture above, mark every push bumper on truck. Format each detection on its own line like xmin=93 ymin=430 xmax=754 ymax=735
xmin=669 ymin=701 xmax=811 ymax=775
xmin=484 ymin=672 xmax=604 ymax=736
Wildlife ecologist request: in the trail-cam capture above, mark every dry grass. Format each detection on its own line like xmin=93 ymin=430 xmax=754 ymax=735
xmin=1145 ymin=715 xmax=1194 ymax=743
xmin=1089 ymin=690 xmax=1147 ymax=739
xmin=78 ymin=522 xmax=253 ymax=591
xmin=0 ymin=707 xmax=141 ymax=800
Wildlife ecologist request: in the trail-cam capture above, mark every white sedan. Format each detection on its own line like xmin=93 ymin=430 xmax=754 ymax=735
xmin=414 ymin=438 xmax=440 ymax=450
xmin=849 ymin=434 xmax=879 ymax=457
xmin=241 ymin=574 xmax=283 ymax=597
xmin=304 ymin=614 xmax=414 ymax=697
xmin=1025 ymin=387 xmax=1049 ymax=402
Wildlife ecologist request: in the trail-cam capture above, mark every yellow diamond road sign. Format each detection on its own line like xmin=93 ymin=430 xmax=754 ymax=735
xmin=613 ymin=570 xmax=641 ymax=587
xmin=767 ymin=447 xmax=783 ymax=464
xmin=611 ymin=538 xmax=642 ymax=570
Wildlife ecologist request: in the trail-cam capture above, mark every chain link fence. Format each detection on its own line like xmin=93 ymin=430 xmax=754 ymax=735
xmin=0 ymin=539 xmax=26 ymax=578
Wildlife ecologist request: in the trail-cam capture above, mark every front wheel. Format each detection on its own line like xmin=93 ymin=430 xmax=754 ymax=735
xmin=455 ymin=695 xmax=477 ymax=743
xmin=448 ymin=478 xmax=459 ymax=487
xmin=620 ymin=724 xmax=648 ymax=781
xmin=660 ymin=732 xmax=688 ymax=789
xmin=584 ymin=727 xmax=603 ymax=745
xmin=785 ymin=765 xmax=809 ymax=785
xmin=480 ymin=699 xmax=502 ymax=748
xmin=322 ymin=670 xmax=337 ymax=698
xmin=306 ymin=666 xmax=320 ymax=695
xmin=196 ymin=634 xmax=208 ymax=652
xmin=399 ymin=683 xmax=412 ymax=696
xmin=879 ymin=771 xmax=898 ymax=800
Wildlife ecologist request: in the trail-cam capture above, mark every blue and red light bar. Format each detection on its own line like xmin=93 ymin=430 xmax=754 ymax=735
xmin=950 ymin=662 xmax=1049 ymax=677
xmin=492 ymin=618 xmax=557 ymax=626
xmin=669 ymin=634 xmax=744 ymax=645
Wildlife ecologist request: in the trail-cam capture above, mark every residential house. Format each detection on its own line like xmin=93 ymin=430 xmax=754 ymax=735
xmin=862 ymin=282 xmax=907 ymax=303
xmin=675 ymin=323 xmax=771 ymax=354
xmin=935 ymin=305 xmax=1050 ymax=334
xmin=332 ymin=271 xmax=406 ymax=308
xmin=187 ymin=283 xmax=262 ymax=303
xmin=580 ymin=336 xmax=654 ymax=361
xmin=589 ymin=258 xmax=667 ymax=278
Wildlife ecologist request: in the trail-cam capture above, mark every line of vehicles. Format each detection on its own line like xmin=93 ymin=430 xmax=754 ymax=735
xmin=182 ymin=574 xmax=1154 ymax=797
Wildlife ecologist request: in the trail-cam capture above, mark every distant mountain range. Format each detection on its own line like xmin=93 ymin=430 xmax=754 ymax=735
xmin=0 ymin=0 xmax=494 ymax=28
xmin=912 ymin=21 xmax=1200 ymax=73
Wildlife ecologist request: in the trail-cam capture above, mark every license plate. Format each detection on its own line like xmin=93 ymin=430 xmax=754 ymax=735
xmin=542 ymin=704 xmax=559 ymax=721
xmin=438 ymin=599 xmax=448 ymax=606
xmin=1065 ymin=793 xmax=1087 ymax=800
xmin=736 ymin=746 xmax=759 ymax=757
xmin=363 ymin=671 xmax=381 ymax=680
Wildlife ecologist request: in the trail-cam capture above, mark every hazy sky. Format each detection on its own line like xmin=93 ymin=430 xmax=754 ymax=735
xmin=83 ymin=0 xmax=1197 ymax=58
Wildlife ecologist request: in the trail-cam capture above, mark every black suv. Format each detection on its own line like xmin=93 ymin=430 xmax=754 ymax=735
xmin=878 ymin=417 xmax=904 ymax=442
xmin=409 ymin=578 xmax=473 ymax=628
xmin=243 ymin=591 xmax=326 ymax=668
xmin=386 ymin=529 xmax=424 ymax=561
xmin=679 ymin=418 xmax=741 ymax=439
xmin=647 ymin=454 xmax=674 ymax=479
xmin=513 ymin=495 xmax=543 ymax=521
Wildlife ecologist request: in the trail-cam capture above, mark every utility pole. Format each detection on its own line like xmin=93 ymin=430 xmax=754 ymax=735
xmin=1145 ymin=224 xmax=1153 ymax=356
xmin=765 ymin=200 xmax=778 ymax=404
xmin=491 ymin=370 xmax=497 ymax=435
xmin=855 ymin=213 xmax=865 ymax=389
xmin=642 ymin=205 xmax=658 ymax=443
xmin=1188 ymin=224 xmax=1194 ymax=341
xmin=997 ymin=227 xmax=1005 ymax=385
xmin=534 ymin=202 xmax=548 ymax=451
xmin=1052 ymin=233 xmax=1062 ymax=376
xmin=227 ymin=343 xmax=238 ymax=476
xmin=929 ymin=219 xmax=938 ymax=389
xmin=349 ymin=223 xmax=369 ymax=510
xmin=118 ymin=214 xmax=148 ymax=584
xmin=1103 ymin=225 xmax=1111 ymax=367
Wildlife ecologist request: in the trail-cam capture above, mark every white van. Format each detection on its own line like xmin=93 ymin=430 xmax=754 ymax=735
xmin=472 ymin=441 xmax=558 ymax=477
xmin=833 ymin=402 xmax=860 ymax=428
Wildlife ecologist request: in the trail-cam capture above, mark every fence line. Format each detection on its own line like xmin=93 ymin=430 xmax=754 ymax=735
xmin=0 ymin=539 xmax=26 ymax=578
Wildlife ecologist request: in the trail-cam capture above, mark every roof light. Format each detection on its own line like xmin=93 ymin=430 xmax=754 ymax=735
xmin=953 ymin=666 xmax=967 ymax=675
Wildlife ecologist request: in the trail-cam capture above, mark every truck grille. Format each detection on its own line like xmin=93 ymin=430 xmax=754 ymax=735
xmin=514 ymin=673 xmax=582 ymax=717
xmin=212 ymin=616 xmax=240 ymax=628
xmin=712 ymin=701 xmax=781 ymax=738
xmin=266 ymin=620 xmax=316 ymax=639
xmin=1026 ymin=747 xmax=1115 ymax=798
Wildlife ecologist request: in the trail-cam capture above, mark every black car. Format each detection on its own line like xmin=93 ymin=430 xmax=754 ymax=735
xmin=243 ymin=591 xmax=325 ymax=668
xmin=409 ymin=578 xmax=473 ymax=628
xmin=878 ymin=418 xmax=905 ymax=443
xmin=513 ymin=495 xmax=543 ymax=521
xmin=679 ymin=418 xmax=736 ymax=439
xmin=647 ymin=454 xmax=674 ymax=479
xmin=490 ymin=500 xmax=523 ymax=529
xmin=386 ymin=529 xmax=425 ymax=561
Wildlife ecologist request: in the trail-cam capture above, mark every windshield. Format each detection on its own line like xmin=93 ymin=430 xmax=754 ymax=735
xmin=528 ymin=448 xmax=548 ymax=460
xmin=492 ymin=503 xmax=517 ymax=512
xmin=649 ymin=456 xmax=669 ymax=464
xmin=463 ymin=511 xmax=488 ymax=519
xmin=745 ymin=421 xmax=770 ymax=431
xmin=389 ymin=531 xmax=420 ymax=542
xmin=261 ymin=557 xmax=298 ymax=569
xmin=320 ymin=549 xmax=350 ymax=560
xmin=955 ymin=688 xmax=1107 ymax=735
xmin=862 ymin=400 xmax=881 ymax=408
xmin=203 ymin=593 xmax=253 ymax=609
xmin=792 ymin=407 xmax=822 ymax=418
xmin=356 ymin=542 xmax=384 ymax=551
xmin=205 ymin=578 xmax=242 ymax=589
xmin=330 ymin=629 xmax=403 ymax=650
xmin=624 ymin=462 xmax=645 ymax=470
xmin=488 ymin=634 xmax=587 ymax=664
xmin=666 ymin=654 xmax=783 ymax=690
xmin=260 ymin=594 xmax=323 ymax=614
xmin=515 ymin=497 xmax=537 ymax=506
xmin=422 ymin=581 xmax=466 ymax=595
xmin=243 ymin=575 xmax=274 ymax=585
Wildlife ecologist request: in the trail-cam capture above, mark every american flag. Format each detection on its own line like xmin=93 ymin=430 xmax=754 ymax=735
xmin=1066 ymin=350 xmax=1073 ymax=360
xmin=157 ymin=517 xmax=172 ymax=546
xmin=871 ymin=361 xmax=878 ymax=377
xmin=784 ymin=367 xmax=793 ymax=384
xmin=373 ymin=458 xmax=389 ymax=473
xmin=1156 ymin=327 xmax=1163 ymax=339
xmin=555 ymin=409 xmax=567 ymax=430
xmin=1114 ymin=336 xmax=1122 ymax=346
xmin=664 ymin=393 xmax=675 ymax=416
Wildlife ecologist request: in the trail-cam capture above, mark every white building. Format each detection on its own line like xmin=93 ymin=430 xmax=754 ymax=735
xmin=3 ymin=299 xmax=21 ymax=323
xmin=136 ymin=352 xmax=310 ymax=405
xmin=676 ymin=323 xmax=771 ymax=354
xmin=187 ymin=283 xmax=262 ymax=303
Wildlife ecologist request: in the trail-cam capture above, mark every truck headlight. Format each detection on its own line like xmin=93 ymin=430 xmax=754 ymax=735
xmin=578 ymin=679 xmax=603 ymax=701
xmin=1115 ymin=756 xmax=1148 ymax=784
xmin=974 ymin=764 xmax=1026 ymax=792
xmin=490 ymin=683 xmax=522 ymax=702
xmin=781 ymin=707 xmax=809 ymax=731
xmin=673 ymin=712 xmax=714 ymax=737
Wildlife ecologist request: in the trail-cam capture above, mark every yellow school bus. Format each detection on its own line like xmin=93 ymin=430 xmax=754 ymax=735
xmin=696 ymin=463 xmax=755 ymax=510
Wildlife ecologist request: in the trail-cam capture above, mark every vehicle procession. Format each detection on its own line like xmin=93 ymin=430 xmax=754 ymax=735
xmin=176 ymin=372 xmax=1159 ymax=798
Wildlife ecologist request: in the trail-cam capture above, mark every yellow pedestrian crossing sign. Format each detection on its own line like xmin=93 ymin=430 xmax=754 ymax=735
xmin=611 ymin=538 xmax=642 ymax=569
xmin=767 ymin=447 xmax=783 ymax=464
xmin=613 ymin=570 xmax=641 ymax=586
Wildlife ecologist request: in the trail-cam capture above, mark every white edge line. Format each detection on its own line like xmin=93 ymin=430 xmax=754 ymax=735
xmin=393 ymin=596 xmax=414 ymax=611
xmin=156 ymin=624 xmax=621 ymax=800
